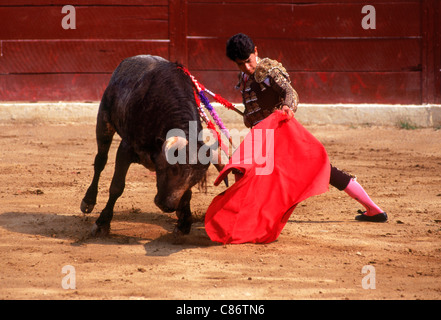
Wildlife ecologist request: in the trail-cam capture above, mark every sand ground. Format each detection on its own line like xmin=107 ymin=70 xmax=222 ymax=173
xmin=0 ymin=119 xmax=440 ymax=300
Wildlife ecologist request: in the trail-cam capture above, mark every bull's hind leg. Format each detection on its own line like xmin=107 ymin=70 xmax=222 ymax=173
xmin=92 ymin=140 xmax=135 ymax=236
xmin=81 ymin=109 xmax=115 ymax=214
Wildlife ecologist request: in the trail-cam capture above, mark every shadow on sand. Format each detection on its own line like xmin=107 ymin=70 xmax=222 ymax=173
xmin=0 ymin=210 xmax=219 ymax=257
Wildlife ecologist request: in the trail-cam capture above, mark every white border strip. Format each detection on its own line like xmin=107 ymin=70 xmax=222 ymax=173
xmin=0 ymin=102 xmax=440 ymax=127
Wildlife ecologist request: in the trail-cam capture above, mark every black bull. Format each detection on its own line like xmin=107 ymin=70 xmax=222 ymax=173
xmin=80 ymin=55 xmax=218 ymax=236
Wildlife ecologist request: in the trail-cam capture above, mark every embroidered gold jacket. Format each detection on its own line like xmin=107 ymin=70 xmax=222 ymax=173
xmin=237 ymin=58 xmax=299 ymax=128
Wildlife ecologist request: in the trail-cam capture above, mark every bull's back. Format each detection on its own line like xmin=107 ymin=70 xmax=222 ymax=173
xmin=111 ymin=55 xmax=167 ymax=87
xmin=102 ymin=55 xmax=177 ymax=135
xmin=101 ymin=55 xmax=195 ymax=145
xmin=105 ymin=54 xmax=168 ymax=116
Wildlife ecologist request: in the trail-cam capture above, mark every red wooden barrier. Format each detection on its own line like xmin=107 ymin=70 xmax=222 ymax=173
xmin=0 ymin=0 xmax=439 ymax=104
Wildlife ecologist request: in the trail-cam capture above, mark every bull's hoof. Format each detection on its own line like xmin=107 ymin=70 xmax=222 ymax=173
xmin=91 ymin=223 xmax=110 ymax=237
xmin=172 ymin=222 xmax=192 ymax=244
xmin=173 ymin=226 xmax=187 ymax=236
xmin=172 ymin=226 xmax=186 ymax=244
xmin=80 ymin=199 xmax=95 ymax=214
xmin=174 ymin=223 xmax=192 ymax=236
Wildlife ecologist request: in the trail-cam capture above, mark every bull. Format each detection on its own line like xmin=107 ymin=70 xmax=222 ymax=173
xmin=80 ymin=55 xmax=217 ymax=237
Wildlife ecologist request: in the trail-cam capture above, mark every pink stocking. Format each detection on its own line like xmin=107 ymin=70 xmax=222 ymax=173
xmin=344 ymin=179 xmax=383 ymax=216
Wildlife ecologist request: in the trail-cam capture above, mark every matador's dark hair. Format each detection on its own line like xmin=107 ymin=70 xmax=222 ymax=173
xmin=226 ymin=33 xmax=255 ymax=61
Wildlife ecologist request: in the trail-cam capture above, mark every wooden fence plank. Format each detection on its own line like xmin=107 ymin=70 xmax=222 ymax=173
xmin=0 ymin=40 xmax=169 ymax=73
xmin=188 ymin=0 xmax=414 ymax=3
xmin=0 ymin=6 xmax=168 ymax=40
xmin=0 ymin=0 xmax=167 ymax=5
xmin=0 ymin=71 xmax=421 ymax=103
xmin=188 ymin=2 xmax=421 ymax=39
xmin=190 ymin=71 xmax=422 ymax=104
xmin=0 ymin=73 xmax=111 ymax=101
xmin=187 ymin=38 xmax=421 ymax=72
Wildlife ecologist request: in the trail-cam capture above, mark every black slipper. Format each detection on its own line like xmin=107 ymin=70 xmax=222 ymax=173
xmin=355 ymin=210 xmax=388 ymax=222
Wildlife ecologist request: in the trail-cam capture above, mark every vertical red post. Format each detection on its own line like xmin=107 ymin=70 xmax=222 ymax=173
xmin=434 ymin=1 xmax=441 ymax=104
xmin=169 ymin=0 xmax=188 ymax=66
xmin=422 ymin=0 xmax=441 ymax=104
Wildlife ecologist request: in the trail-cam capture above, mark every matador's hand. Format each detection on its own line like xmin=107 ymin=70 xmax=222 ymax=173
xmin=281 ymin=105 xmax=294 ymax=120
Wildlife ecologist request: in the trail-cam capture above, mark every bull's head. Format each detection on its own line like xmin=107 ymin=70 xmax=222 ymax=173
xmin=153 ymin=136 xmax=210 ymax=213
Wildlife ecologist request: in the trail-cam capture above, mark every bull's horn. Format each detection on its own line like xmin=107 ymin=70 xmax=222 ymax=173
xmin=163 ymin=136 xmax=188 ymax=153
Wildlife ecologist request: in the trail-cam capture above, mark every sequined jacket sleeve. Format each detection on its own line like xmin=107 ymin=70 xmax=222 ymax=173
xmin=267 ymin=68 xmax=299 ymax=112
xmin=253 ymin=58 xmax=299 ymax=112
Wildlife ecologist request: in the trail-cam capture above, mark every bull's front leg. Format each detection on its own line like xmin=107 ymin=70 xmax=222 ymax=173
xmin=92 ymin=140 xmax=134 ymax=236
xmin=174 ymin=189 xmax=193 ymax=236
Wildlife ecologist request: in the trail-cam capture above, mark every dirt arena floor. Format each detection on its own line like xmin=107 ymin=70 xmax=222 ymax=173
xmin=0 ymin=116 xmax=440 ymax=300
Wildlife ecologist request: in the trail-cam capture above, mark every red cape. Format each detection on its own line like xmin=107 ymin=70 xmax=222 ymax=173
xmin=205 ymin=111 xmax=330 ymax=244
